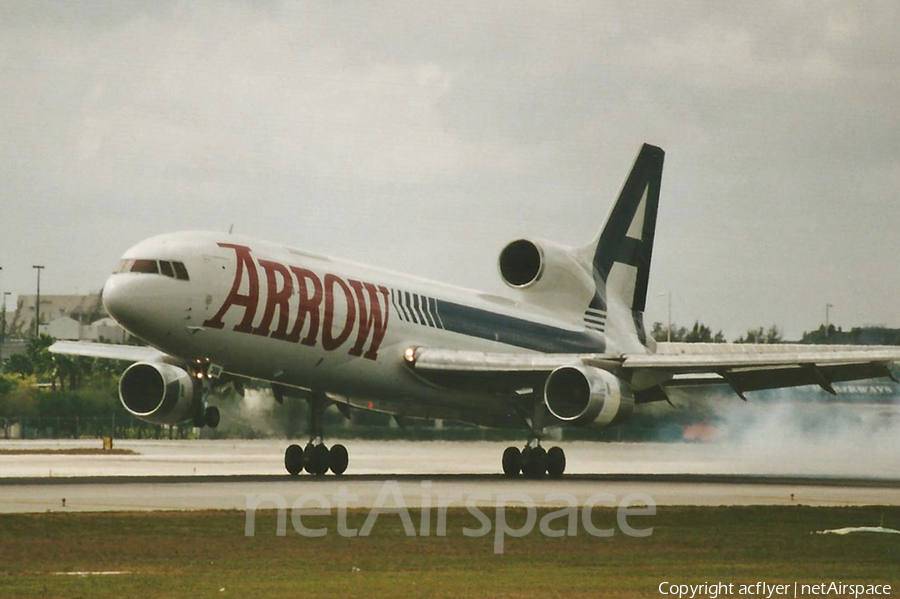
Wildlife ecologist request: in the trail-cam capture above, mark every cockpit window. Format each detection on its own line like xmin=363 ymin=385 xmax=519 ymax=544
xmin=115 ymin=259 xmax=134 ymax=273
xmin=173 ymin=262 xmax=190 ymax=281
xmin=131 ymin=259 xmax=159 ymax=274
xmin=113 ymin=258 xmax=189 ymax=281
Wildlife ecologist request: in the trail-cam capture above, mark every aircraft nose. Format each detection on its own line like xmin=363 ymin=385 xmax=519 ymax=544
xmin=102 ymin=274 xmax=137 ymax=329
xmin=102 ymin=263 xmax=196 ymax=346
xmin=102 ymin=271 xmax=171 ymax=337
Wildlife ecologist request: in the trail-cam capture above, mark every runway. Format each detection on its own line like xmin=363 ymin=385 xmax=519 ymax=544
xmin=2 ymin=439 xmax=899 ymax=512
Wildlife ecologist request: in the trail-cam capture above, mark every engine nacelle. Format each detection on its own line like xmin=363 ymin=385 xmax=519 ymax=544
xmin=119 ymin=362 xmax=198 ymax=425
xmin=543 ymin=365 xmax=634 ymax=428
xmin=498 ymin=238 xmax=596 ymax=311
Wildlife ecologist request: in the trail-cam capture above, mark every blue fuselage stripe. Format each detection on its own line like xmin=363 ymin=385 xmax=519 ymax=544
xmin=433 ymin=299 xmax=606 ymax=354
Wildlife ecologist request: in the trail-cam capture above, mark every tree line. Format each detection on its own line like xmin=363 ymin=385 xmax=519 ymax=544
xmin=650 ymin=321 xmax=784 ymax=344
xmin=1 ymin=335 xmax=125 ymax=421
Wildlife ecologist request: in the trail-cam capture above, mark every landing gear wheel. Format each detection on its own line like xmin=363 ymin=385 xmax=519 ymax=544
xmin=519 ymin=447 xmax=532 ymax=476
xmin=328 ymin=444 xmax=349 ymax=475
xmin=520 ymin=446 xmax=547 ymax=479
xmin=285 ymin=444 xmax=304 ymax=476
xmin=502 ymin=446 xmax=521 ymax=477
xmin=204 ymin=406 xmax=220 ymax=429
xmin=546 ymin=446 xmax=566 ymax=479
xmin=304 ymin=443 xmax=329 ymax=476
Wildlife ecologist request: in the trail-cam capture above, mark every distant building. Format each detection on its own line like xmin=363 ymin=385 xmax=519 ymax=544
xmin=42 ymin=316 xmax=83 ymax=340
xmin=86 ymin=317 xmax=127 ymax=343
xmin=38 ymin=314 xmax=128 ymax=344
xmin=2 ymin=292 xmax=131 ymax=345
xmin=9 ymin=294 xmax=105 ymax=338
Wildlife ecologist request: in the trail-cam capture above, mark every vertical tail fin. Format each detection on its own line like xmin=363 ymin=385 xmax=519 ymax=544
xmin=589 ymin=143 xmax=664 ymax=312
xmin=582 ymin=144 xmax=664 ymax=349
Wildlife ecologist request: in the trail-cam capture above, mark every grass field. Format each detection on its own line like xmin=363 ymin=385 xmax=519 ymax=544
xmin=0 ymin=506 xmax=897 ymax=598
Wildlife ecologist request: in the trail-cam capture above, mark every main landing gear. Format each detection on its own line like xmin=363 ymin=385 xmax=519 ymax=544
xmin=284 ymin=391 xmax=348 ymax=477
xmin=501 ymin=442 xmax=566 ymax=479
xmin=501 ymin=396 xmax=566 ymax=479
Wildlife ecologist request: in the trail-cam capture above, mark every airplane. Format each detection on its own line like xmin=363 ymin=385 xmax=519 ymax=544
xmin=50 ymin=144 xmax=900 ymax=478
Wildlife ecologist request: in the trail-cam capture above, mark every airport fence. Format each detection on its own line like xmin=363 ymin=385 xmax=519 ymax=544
xmin=0 ymin=414 xmax=675 ymax=443
xmin=0 ymin=415 xmax=191 ymax=441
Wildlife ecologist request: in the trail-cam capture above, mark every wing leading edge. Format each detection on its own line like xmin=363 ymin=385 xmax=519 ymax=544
xmin=49 ymin=340 xmax=175 ymax=364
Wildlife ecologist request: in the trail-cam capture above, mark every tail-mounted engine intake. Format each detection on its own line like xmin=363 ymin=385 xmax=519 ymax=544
xmin=543 ymin=365 xmax=634 ymax=428
xmin=498 ymin=238 xmax=596 ymax=311
xmin=498 ymin=239 xmax=545 ymax=288
xmin=119 ymin=362 xmax=198 ymax=425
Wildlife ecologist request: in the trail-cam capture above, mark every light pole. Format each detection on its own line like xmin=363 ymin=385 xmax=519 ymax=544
xmin=0 ymin=266 xmax=3 ymax=368
xmin=0 ymin=292 xmax=7 ymax=372
xmin=825 ymin=303 xmax=833 ymax=338
xmin=659 ymin=291 xmax=672 ymax=342
xmin=32 ymin=265 xmax=44 ymax=338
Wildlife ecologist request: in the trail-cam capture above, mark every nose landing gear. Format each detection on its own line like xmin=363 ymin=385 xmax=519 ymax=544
xmin=189 ymin=361 xmax=221 ymax=429
xmin=191 ymin=399 xmax=220 ymax=429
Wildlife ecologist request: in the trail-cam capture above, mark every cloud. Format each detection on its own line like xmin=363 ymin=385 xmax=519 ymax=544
xmin=0 ymin=1 xmax=898 ymax=338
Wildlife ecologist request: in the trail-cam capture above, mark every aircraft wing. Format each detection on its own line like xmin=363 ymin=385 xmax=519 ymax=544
xmin=627 ymin=343 xmax=900 ymax=400
xmin=49 ymin=340 xmax=176 ymax=364
xmin=407 ymin=344 xmax=900 ymax=402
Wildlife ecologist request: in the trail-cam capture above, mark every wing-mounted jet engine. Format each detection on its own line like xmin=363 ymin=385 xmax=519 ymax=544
xmin=118 ymin=362 xmax=220 ymax=428
xmin=543 ymin=364 xmax=634 ymax=428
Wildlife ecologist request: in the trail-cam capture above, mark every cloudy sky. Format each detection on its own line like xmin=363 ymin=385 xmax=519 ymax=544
xmin=1 ymin=1 xmax=898 ymax=340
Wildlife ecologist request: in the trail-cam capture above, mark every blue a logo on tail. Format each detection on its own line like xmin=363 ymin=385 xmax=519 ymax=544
xmin=586 ymin=144 xmax=664 ymax=347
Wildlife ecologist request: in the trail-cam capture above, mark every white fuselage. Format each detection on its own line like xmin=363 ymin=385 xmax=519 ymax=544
xmin=102 ymin=231 xmax=613 ymax=427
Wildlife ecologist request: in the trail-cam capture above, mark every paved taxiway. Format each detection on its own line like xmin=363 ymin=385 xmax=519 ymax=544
xmin=2 ymin=439 xmax=898 ymax=512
